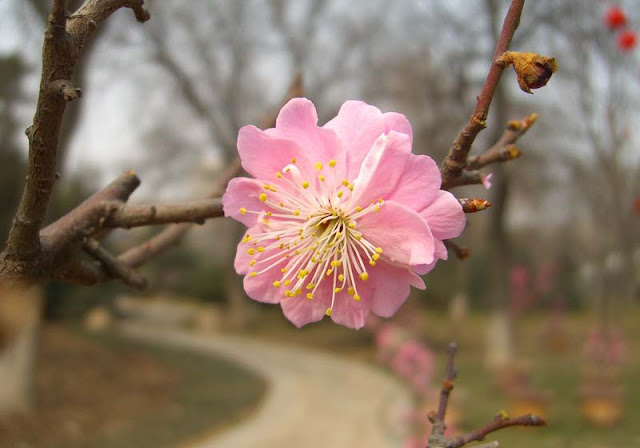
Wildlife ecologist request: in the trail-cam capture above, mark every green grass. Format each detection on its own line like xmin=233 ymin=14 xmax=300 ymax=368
xmin=59 ymin=328 xmax=267 ymax=448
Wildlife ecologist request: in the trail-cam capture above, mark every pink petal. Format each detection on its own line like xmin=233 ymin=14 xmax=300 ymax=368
xmin=330 ymin=292 xmax=370 ymax=330
xmin=359 ymin=262 xmax=425 ymax=318
xmin=223 ymin=177 xmax=269 ymax=227
xmin=419 ymin=191 xmax=466 ymax=240
xmin=349 ymin=132 xmax=412 ymax=207
xmin=383 ymin=112 xmax=413 ymax=142
xmin=386 ymin=153 xmax=441 ymax=212
xmin=280 ymin=284 xmax=332 ymax=328
xmin=413 ymin=240 xmax=447 ymax=275
xmin=243 ymin=268 xmax=286 ymax=304
xmin=233 ymin=226 xmax=261 ymax=274
xmin=238 ymin=125 xmax=313 ymax=181
xmin=357 ymin=200 xmax=435 ymax=266
xmin=268 ymin=98 xmax=346 ymax=183
xmin=324 ymin=101 xmax=386 ymax=178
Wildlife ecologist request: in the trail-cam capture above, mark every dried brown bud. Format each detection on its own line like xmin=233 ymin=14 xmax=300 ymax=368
xmin=497 ymin=51 xmax=557 ymax=94
xmin=459 ymin=198 xmax=492 ymax=213
xmin=505 ymin=145 xmax=522 ymax=160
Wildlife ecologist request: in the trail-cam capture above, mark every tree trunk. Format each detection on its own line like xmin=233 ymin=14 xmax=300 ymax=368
xmin=0 ymin=284 xmax=43 ymax=414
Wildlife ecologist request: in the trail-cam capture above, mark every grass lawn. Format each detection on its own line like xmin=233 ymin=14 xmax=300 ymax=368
xmin=0 ymin=325 xmax=266 ymax=448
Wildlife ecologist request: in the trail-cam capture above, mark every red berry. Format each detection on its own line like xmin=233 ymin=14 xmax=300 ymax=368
xmin=604 ymin=6 xmax=627 ymax=29
xmin=618 ymin=30 xmax=637 ymax=51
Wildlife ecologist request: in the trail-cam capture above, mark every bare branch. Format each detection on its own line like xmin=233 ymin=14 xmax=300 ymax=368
xmin=40 ymin=171 xmax=140 ymax=255
xmin=440 ymin=0 xmax=524 ymax=185
xmin=445 ymin=414 xmax=547 ymax=448
xmin=444 ymin=240 xmax=470 ymax=260
xmin=83 ymin=238 xmax=147 ymax=289
xmin=443 ymin=170 xmax=484 ymax=190
xmin=118 ymin=158 xmax=242 ymax=268
xmin=105 ymin=198 xmax=223 ymax=228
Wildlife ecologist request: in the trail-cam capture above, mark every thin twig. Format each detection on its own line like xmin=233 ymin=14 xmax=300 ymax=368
xmin=105 ymin=198 xmax=223 ymax=228
xmin=445 ymin=414 xmax=547 ymax=448
xmin=437 ymin=342 xmax=458 ymax=425
xmin=440 ymin=0 xmax=525 ymax=186
xmin=443 ymin=240 xmax=470 ymax=260
xmin=82 ymin=238 xmax=147 ymax=289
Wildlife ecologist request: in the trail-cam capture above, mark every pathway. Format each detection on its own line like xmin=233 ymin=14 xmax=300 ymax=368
xmin=122 ymin=324 xmax=411 ymax=448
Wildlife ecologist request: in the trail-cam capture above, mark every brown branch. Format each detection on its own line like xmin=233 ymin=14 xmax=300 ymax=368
xmin=466 ymin=113 xmax=536 ymax=170
xmin=445 ymin=414 xmax=547 ymax=448
xmin=83 ymin=238 xmax=147 ymax=289
xmin=40 ymin=171 xmax=140 ymax=255
xmin=3 ymin=0 xmax=148 ymax=266
xmin=443 ymin=170 xmax=484 ymax=190
xmin=440 ymin=0 xmax=524 ymax=186
xmin=444 ymin=240 xmax=470 ymax=260
xmin=118 ymin=158 xmax=241 ymax=268
xmin=104 ymin=198 xmax=223 ymax=228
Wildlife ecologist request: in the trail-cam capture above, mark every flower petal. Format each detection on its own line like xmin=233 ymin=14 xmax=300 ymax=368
xmin=330 ymin=292 xmax=370 ymax=330
xmin=413 ymin=240 xmax=447 ymax=275
xmin=280 ymin=285 xmax=332 ymax=328
xmin=238 ymin=125 xmax=312 ymax=181
xmin=383 ymin=112 xmax=413 ymax=142
xmin=243 ymin=269 xmax=286 ymax=304
xmin=324 ymin=101 xmax=386 ymax=178
xmin=386 ymin=153 xmax=441 ymax=212
xmin=223 ymin=177 xmax=270 ymax=227
xmin=268 ymin=98 xmax=346 ymax=184
xmin=419 ymin=191 xmax=466 ymax=240
xmin=357 ymin=200 xmax=435 ymax=266
xmin=349 ymin=132 xmax=412 ymax=207
xmin=359 ymin=262 xmax=425 ymax=319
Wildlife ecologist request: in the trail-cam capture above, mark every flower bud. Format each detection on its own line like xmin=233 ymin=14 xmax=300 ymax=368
xmin=498 ymin=51 xmax=558 ymax=94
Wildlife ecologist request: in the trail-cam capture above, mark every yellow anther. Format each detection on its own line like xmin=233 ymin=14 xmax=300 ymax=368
xmin=279 ymin=243 xmax=284 ymax=249
xmin=337 ymin=191 xmax=343 ymax=198
xmin=295 ymin=289 xmax=302 ymax=296
xmin=326 ymin=269 xmax=333 ymax=276
xmin=302 ymin=181 xmax=309 ymax=189
xmin=285 ymin=290 xmax=292 ymax=297
xmin=369 ymin=260 xmax=376 ymax=267
xmin=247 ymin=248 xmax=255 ymax=255
xmin=334 ymin=287 xmax=342 ymax=293
xmin=336 ymin=232 xmax=342 ymax=238
xmin=378 ymin=198 xmax=384 ymax=203
xmin=249 ymin=260 xmax=257 ymax=267
xmin=276 ymin=171 xmax=283 ymax=178
xmin=273 ymin=281 xmax=281 ymax=288
xmin=338 ymin=274 xmax=344 ymax=282
xmin=325 ymin=308 xmax=332 ymax=316
xmin=318 ymin=175 xmax=325 ymax=182
xmin=314 ymin=162 xmax=323 ymax=170
xmin=374 ymin=205 xmax=380 ymax=212
xmin=239 ymin=207 xmax=247 ymax=215
xmin=347 ymin=222 xmax=356 ymax=229
xmin=347 ymin=287 xmax=355 ymax=296
xmin=276 ymin=236 xmax=280 ymax=240
xmin=359 ymin=272 xmax=369 ymax=281
xmin=259 ymin=193 xmax=267 ymax=202
xmin=355 ymin=235 xmax=362 ymax=240
xmin=280 ymin=202 xmax=284 ymax=207
xmin=306 ymin=283 xmax=316 ymax=290
xmin=257 ymin=246 xmax=265 ymax=253
xmin=348 ymin=184 xmax=353 ymax=191
xmin=329 ymin=159 xmax=336 ymax=167
xmin=353 ymin=294 xmax=361 ymax=301
xmin=294 ymin=210 xmax=300 ymax=216
xmin=342 ymin=179 xmax=349 ymax=186
xmin=330 ymin=260 xmax=342 ymax=267
xmin=298 ymin=270 xmax=309 ymax=278
xmin=284 ymin=279 xmax=291 ymax=286
xmin=281 ymin=268 xmax=288 ymax=273
xmin=355 ymin=206 xmax=362 ymax=212
xmin=375 ymin=247 xmax=383 ymax=254
xmin=306 ymin=293 xmax=314 ymax=300
xmin=266 ymin=212 xmax=272 ymax=217
xmin=250 ymin=272 xmax=257 ymax=277
xmin=291 ymin=157 xmax=297 ymax=163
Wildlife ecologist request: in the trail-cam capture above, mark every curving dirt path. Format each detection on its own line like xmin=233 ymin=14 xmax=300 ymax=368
xmin=122 ymin=324 xmax=411 ymax=448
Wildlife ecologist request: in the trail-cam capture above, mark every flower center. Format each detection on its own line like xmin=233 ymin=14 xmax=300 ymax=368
xmin=238 ymin=159 xmax=384 ymax=316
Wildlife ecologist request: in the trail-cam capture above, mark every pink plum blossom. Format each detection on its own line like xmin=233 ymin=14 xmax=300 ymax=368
xmin=223 ymin=98 xmax=465 ymax=329
xmin=481 ymin=172 xmax=493 ymax=190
